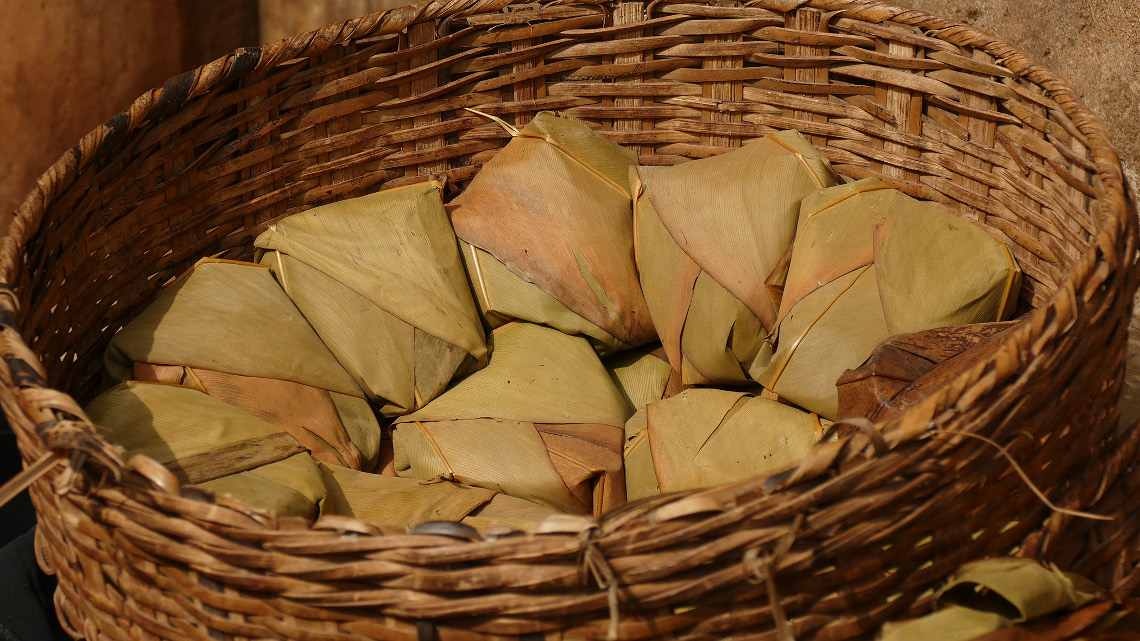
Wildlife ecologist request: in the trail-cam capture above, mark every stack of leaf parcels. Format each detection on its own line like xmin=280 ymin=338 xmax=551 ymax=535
xmin=89 ymin=111 xmax=1027 ymax=530
xmin=752 ymin=178 xmax=1022 ymax=420
xmin=105 ymin=259 xmax=382 ymax=471
xmin=392 ymin=322 xmax=631 ymax=516
xmin=633 ymin=131 xmax=839 ymax=385
xmin=88 ymin=382 xmax=330 ymax=519
xmin=451 ymin=112 xmax=655 ymax=355
xmin=255 ymin=181 xmax=488 ymax=417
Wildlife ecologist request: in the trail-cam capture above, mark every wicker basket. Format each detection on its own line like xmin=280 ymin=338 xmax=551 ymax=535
xmin=2 ymin=0 xmax=1138 ymax=638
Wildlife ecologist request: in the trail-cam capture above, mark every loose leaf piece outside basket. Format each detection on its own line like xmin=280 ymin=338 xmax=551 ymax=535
xmin=624 ymin=389 xmax=821 ymax=498
xmin=634 ymin=130 xmax=839 ymax=386
xmin=320 ymin=463 xmax=559 ymax=532
xmin=105 ymin=259 xmax=380 ymax=471
xmin=256 ymin=181 xmax=488 ymax=418
xmin=451 ymin=111 xmax=654 ymax=351
xmin=880 ymin=558 xmax=1099 ymax=641
xmin=87 ymin=382 xmax=330 ymax=519
xmin=392 ymin=322 xmax=631 ymax=515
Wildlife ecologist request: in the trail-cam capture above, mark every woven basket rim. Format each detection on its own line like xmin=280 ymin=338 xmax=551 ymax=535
xmin=0 ymin=0 xmax=1134 ymax=544
xmin=5 ymin=0 xmax=1130 ymax=246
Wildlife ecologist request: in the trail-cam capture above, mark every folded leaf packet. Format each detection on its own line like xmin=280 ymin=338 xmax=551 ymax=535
xmin=750 ymin=180 xmax=894 ymax=419
xmin=622 ymin=409 xmax=658 ymax=501
xmin=392 ymin=322 xmax=632 ymax=516
xmin=451 ymin=111 xmax=654 ymax=353
xmin=874 ymin=196 xmax=1022 ymax=335
xmin=87 ymin=382 xmax=329 ymax=519
xmin=320 ymin=463 xmax=558 ymax=533
xmin=752 ymin=178 xmax=1020 ymax=420
xmin=255 ymin=181 xmax=488 ymax=417
xmin=105 ymin=259 xmax=380 ymax=471
xmin=608 ymin=346 xmax=679 ymax=502
xmin=624 ymin=389 xmax=821 ymax=498
xmin=633 ymin=130 xmax=839 ymax=386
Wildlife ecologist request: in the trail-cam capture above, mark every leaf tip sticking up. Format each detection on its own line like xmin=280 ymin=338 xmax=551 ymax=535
xmin=465 ymin=107 xmax=520 ymax=137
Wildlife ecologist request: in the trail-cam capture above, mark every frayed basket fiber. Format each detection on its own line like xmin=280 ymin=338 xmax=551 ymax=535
xmin=2 ymin=0 xmax=1139 ymax=639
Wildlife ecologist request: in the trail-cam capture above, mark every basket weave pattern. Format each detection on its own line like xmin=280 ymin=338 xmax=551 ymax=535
xmin=1 ymin=1 xmax=1138 ymax=639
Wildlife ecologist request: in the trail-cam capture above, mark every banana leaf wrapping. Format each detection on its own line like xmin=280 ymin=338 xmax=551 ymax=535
xmin=392 ymin=322 xmax=631 ymax=516
xmin=750 ymin=179 xmax=894 ymax=419
xmin=320 ymin=463 xmax=559 ymax=533
xmin=87 ymin=382 xmax=329 ymax=519
xmin=606 ymin=346 xmax=680 ymax=502
xmin=105 ymin=259 xmax=381 ymax=471
xmin=604 ymin=344 xmax=679 ymax=416
xmin=622 ymin=409 xmax=658 ymax=501
xmin=451 ymin=111 xmax=654 ymax=352
xmin=874 ymin=198 xmax=1022 ymax=335
xmin=255 ymin=181 xmax=488 ymax=418
xmin=624 ymin=389 xmax=822 ymax=498
xmin=633 ymin=130 xmax=839 ymax=386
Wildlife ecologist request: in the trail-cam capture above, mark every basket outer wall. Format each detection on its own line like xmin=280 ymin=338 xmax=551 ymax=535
xmin=0 ymin=0 xmax=1138 ymax=639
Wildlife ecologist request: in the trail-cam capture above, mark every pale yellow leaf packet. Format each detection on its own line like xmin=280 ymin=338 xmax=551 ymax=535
xmin=392 ymin=322 xmax=633 ymax=516
xmin=255 ymin=181 xmax=488 ymax=418
xmin=633 ymin=130 xmax=839 ymax=386
xmin=87 ymin=381 xmax=330 ymax=519
xmin=105 ymin=259 xmax=381 ymax=471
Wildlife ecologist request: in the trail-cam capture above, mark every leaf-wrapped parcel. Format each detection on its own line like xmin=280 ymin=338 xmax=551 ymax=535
xmin=87 ymin=382 xmax=329 ymax=519
xmin=752 ymin=178 xmax=1021 ymax=419
xmin=874 ymin=196 xmax=1022 ymax=335
xmin=392 ymin=322 xmax=632 ymax=516
xmin=105 ymin=259 xmax=381 ymax=471
xmin=606 ymin=346 xmax=679 ymax=502
xmin=255 ymin=181 xmax=488 ymax=417
xmin=452 ymin=111 xmax=654 ymax=354
xmin=633 ymin=130 xmax=838 ymax=385
xmin=750 ymin=179 xmax=895 ymax=419
xmin=624 ymin=389 xmax=821 ymax=499
xmin=320 ymin=463 xmax=558 ymax=533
